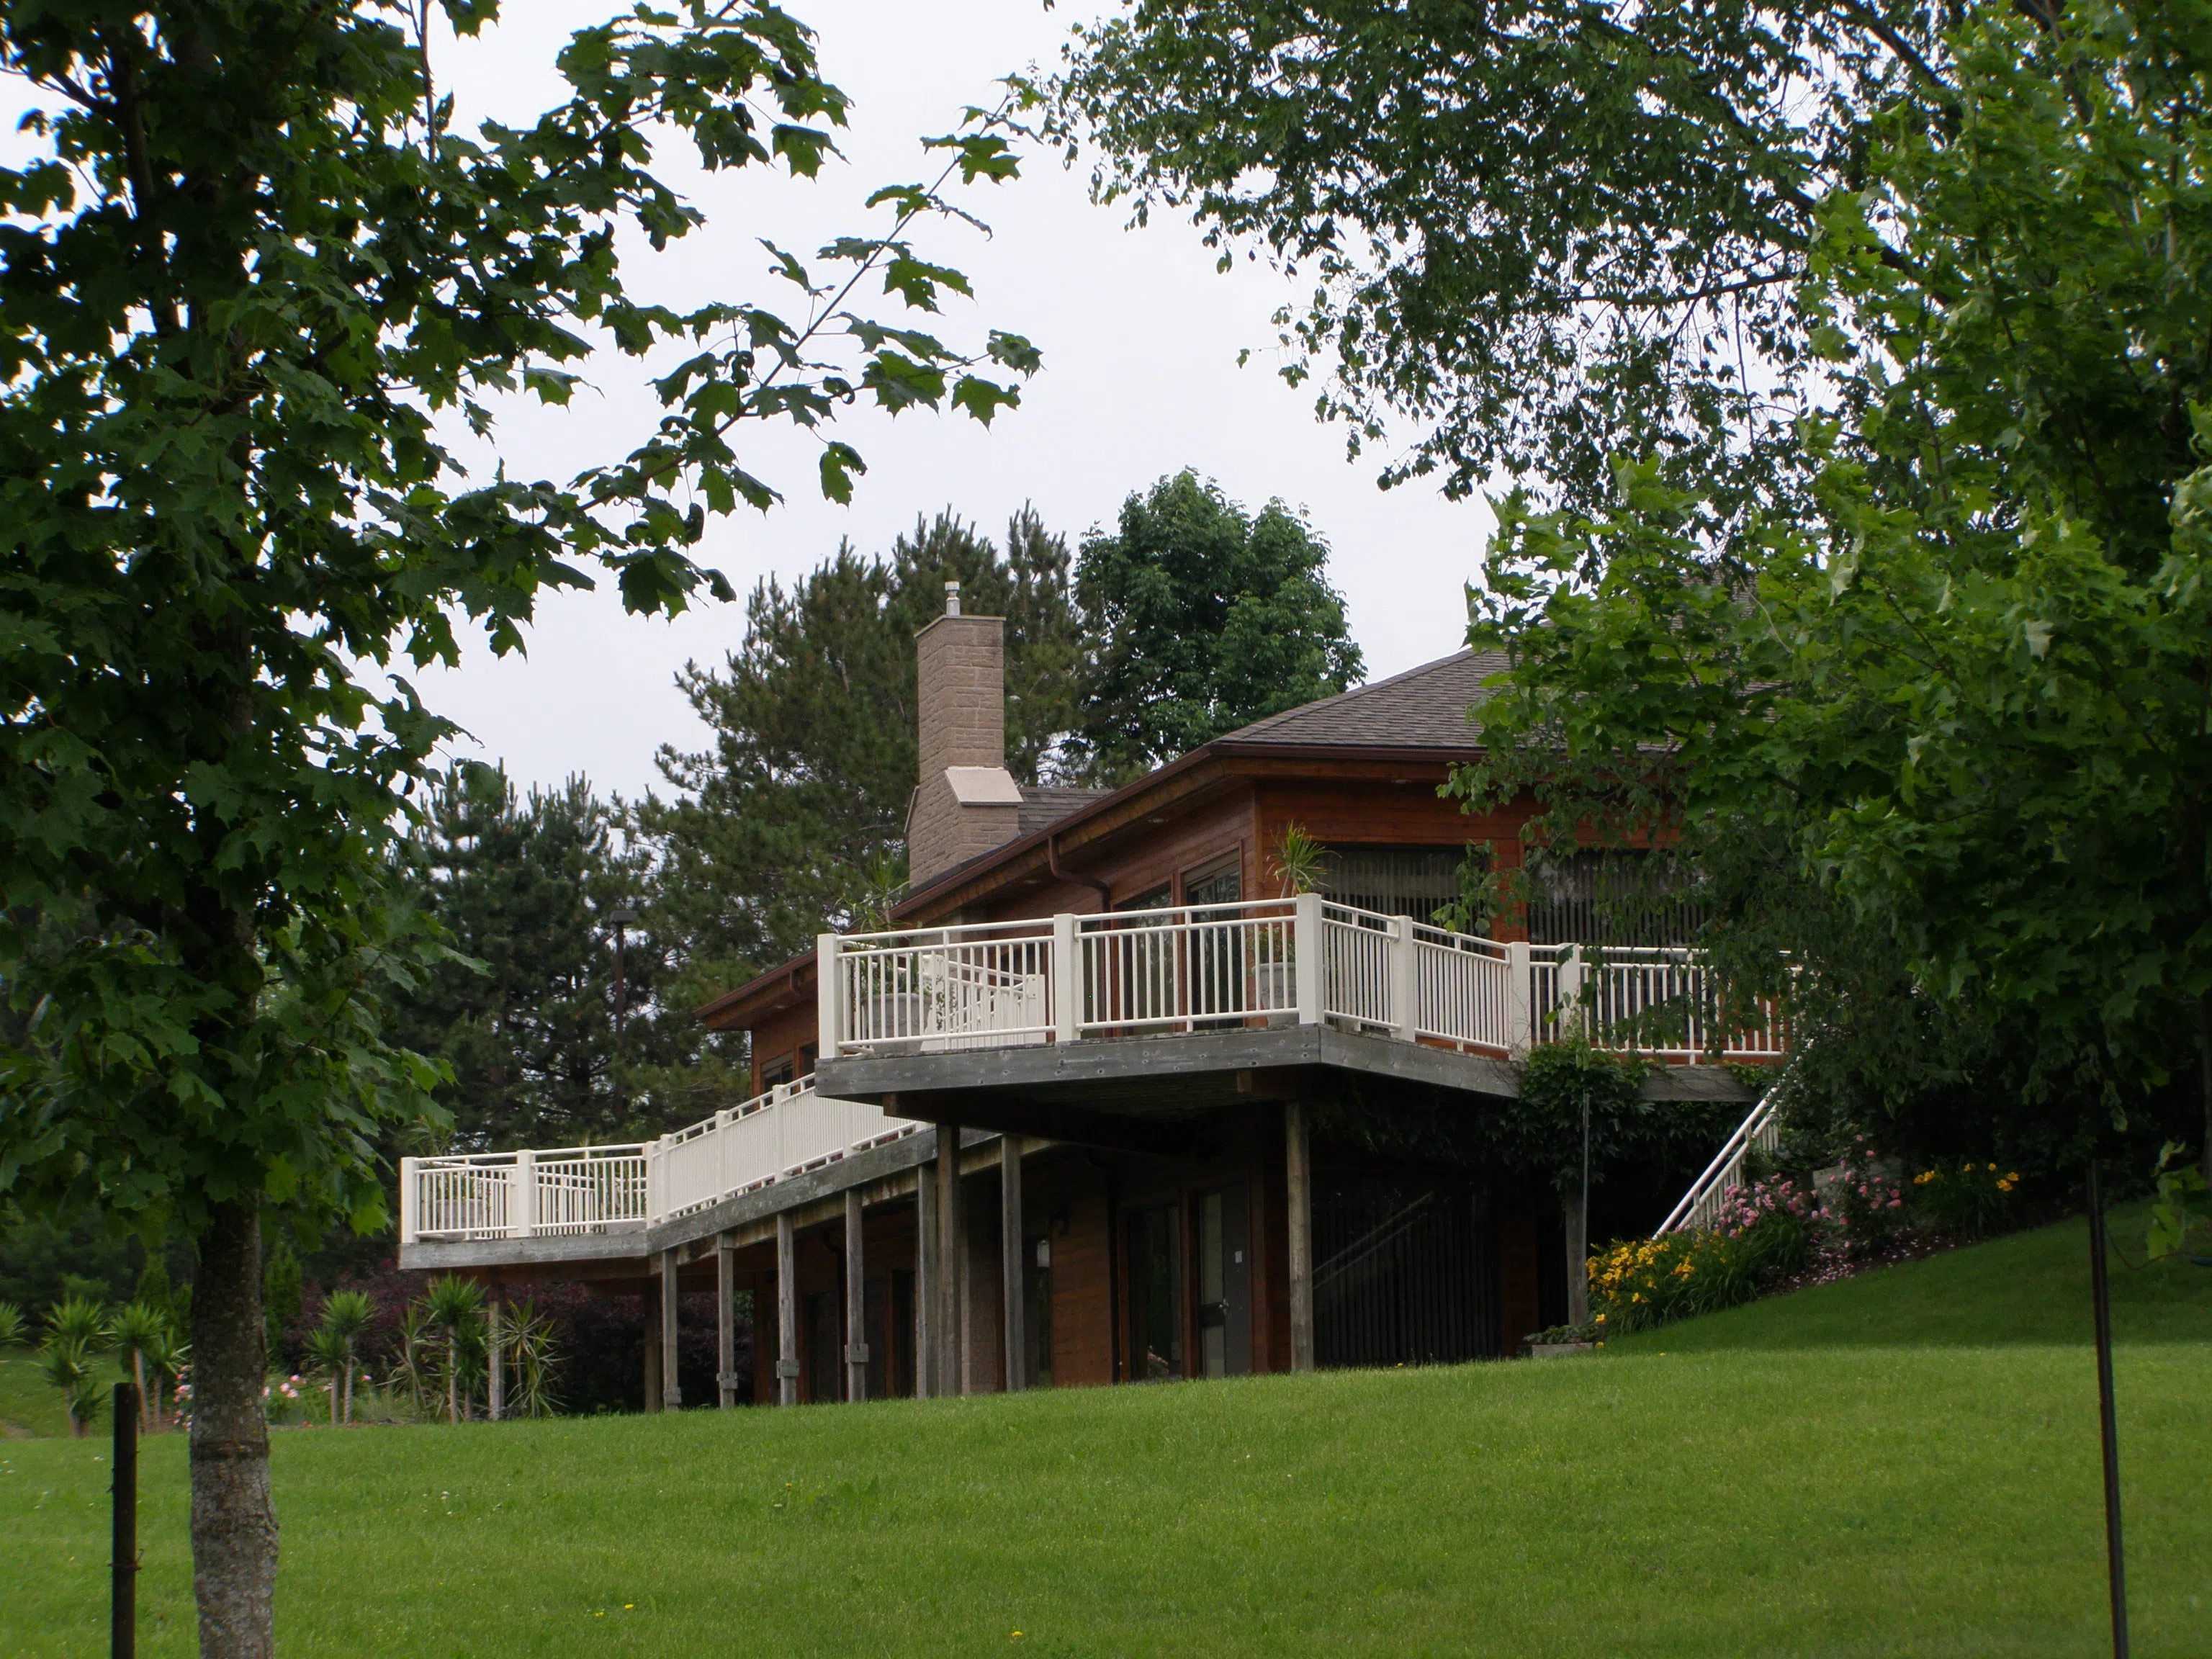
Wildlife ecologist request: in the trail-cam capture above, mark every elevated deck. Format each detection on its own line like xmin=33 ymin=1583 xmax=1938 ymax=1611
xmin=400 ymin=898 xmax=1770 ymax=1276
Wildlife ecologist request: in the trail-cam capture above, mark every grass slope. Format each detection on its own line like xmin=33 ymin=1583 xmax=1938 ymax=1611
xmin=2 ymin=1213 xmax=2205 ymax=1658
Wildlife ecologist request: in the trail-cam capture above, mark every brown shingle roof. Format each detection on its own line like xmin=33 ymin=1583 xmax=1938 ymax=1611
xmin=1017 ymin=785 xmax=1109 ymax=837
xmin=1214 ymin=649 xmax=1505 ymax=750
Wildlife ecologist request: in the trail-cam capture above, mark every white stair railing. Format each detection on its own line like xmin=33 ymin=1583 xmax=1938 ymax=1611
xmin=1655 ymin=1087 xmax=1784 ymax=1236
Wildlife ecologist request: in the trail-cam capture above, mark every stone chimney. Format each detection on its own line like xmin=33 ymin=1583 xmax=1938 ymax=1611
xmin=907 ymin=581 xmax=1022 ymax=888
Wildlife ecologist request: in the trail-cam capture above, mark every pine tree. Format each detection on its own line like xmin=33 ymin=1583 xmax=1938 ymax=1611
xmin=388 ymin=765 xmax=704 ymax=1148
xmin=1074 ymin=471 xmax=1363 ymax=782
xmin=636 ymin=508 xmax=1082 ymax=1004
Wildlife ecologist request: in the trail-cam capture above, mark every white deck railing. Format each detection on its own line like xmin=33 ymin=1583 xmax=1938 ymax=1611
xmin=821 ymin=894 xmax=1784 ymax=1066
xmin=400 ymin=1076 xmax=924 ymax=1246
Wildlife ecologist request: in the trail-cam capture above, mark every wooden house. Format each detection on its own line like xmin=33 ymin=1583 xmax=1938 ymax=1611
xmin=399 ymin=588 xmax=1770 ymax=1413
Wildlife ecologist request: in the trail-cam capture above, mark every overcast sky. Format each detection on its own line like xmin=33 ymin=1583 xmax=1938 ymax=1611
xmin=161 ymin=3 xmax=1502 ymax=801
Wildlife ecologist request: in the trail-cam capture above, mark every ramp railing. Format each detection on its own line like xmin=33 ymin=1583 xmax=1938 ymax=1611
xmin=400 ymin=1075 xmax=922 ymax=1246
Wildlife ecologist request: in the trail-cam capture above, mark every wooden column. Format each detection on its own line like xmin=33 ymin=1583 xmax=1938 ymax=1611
xmin=914 ymin=1156 xmax=938 ymax=1398
xmin=485 ymin=1278 xmax=505 ymax=1423
xmin=642 ymin=1280 xmax=662 ymax=1412
xmin=936 ymin=1123 xmax=964 ymax=1397
xmin=716 ymin=1233 xmax=738 ymax=1408
xmin=1285 ymin=1100 xmax=1315 ymax=1372
xmin=1000 ymin=1135 xmax=1026 ymax=1393
xmin=660 ymin=1249 xmax=682 ymax=1410
xmin=775 ymin=1211 xmax=800 ymax=1406
xmin=843 ymin=1189 xmax=868 ymax=1402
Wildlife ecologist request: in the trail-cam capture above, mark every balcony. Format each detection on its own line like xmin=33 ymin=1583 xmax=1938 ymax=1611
xmin=400 ymin=896 xmax=1778 ymax=1254
xmin=819 ymin=894 xmax=1780 ymax=1063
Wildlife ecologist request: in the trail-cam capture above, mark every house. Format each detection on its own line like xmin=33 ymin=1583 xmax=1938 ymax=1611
xmin=399 ymin=588 xmax=1773 ymax=1414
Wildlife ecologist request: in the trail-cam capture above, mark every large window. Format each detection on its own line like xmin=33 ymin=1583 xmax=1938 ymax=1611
xmin=1318 ymin=847 xmax=1463 ymax=924
xmin=1523 ymin=850 xmax=1704 ymax=947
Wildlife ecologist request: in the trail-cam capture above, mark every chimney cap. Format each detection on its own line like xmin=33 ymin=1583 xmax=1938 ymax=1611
xmin=945 ymin=580 xmax=961 ymax=617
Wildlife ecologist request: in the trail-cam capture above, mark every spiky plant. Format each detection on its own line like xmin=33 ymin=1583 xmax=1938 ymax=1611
xmin=504 ymin=1300 xmax=562 ymax=1419
xmin=109 ymin=1301 xmax=174 ymax=1433
xmin=0 ymin=1300 xmax=24 ymax=1349
xmin=138 ymin=1326 xmax=189 ymax=1431
xmin=422 ymin=1276 xmax=484 ymax=1425
xmin=36 ymin=1334 xmax=103 ymax=1437
xmin=45 ymin=1294 xmax=113 ymax=1352
xmin=1271 ymin=823 xmax=1334 ymax=899
xmin=390 ymin=1306 xmax=433 ymax=1416
xmin=318 ymin=1290 xmax=374 ymax=1425
xmin=304 ymin=1326 xmax=349 ymax=1426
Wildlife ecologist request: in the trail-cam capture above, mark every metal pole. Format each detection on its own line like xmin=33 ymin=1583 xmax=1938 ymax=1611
xmin=112 ymin=1380 xmax=138 ymax=1659
xmin=2087 ymin=1159 xmax=2130 ymax=1659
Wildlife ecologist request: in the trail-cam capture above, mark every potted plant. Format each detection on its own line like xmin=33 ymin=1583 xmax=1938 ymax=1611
xmin=1256 ymin=824 xmax=1333 ymax=1012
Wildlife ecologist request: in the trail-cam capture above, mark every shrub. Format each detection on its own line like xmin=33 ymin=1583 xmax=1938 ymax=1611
xmin=1911 ymin=1161 xmax=2023 ymax=1241
xmin=1589 ymin=1176 xmax=1818 ymax=1338
xmin=1822 ymin=1137 xmax=1910 ymax=1256
xmin=0 ymin=1300 xmax=23 ymax=1348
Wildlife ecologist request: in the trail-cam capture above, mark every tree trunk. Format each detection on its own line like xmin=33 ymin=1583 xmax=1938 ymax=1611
xmin=191 ymin=1200 xmax=276 ymax=1659
xmin=132 ymin=1351 xmax=150 ymax=1433
xmin=446 ymin=1333 xmax=459 ymax=1425
xmin=341 ymin=1357 xmax=354 ymax=1426
xmin=1564 ymin=1186 xmax=1590 ymax=1328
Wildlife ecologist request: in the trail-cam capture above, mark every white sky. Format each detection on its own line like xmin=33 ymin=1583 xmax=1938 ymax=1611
xmin=6 ymin=1 xmax=1496 ymax=802
xmin=411 ymin=0 xmax=1496 ymax=802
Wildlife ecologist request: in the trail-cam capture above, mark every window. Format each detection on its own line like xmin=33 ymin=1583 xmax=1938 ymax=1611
xmin=1524 ymin=850 xmax=1704 ymax=947
xmin=759 ymin=1052 xmax=796 ymax=1091
xmin=1183 ymin=860 xmax=1241 ymax=908
xmin=1320 ymin=847 xmax=1465 ymax=924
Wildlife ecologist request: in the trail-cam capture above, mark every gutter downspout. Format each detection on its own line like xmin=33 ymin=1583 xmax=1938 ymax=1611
xmin=1048 ymin=831 xmax=1113 ymax=908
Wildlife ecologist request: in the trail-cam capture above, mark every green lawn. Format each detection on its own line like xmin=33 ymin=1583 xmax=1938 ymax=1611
xmin=3 ymin=1213 xmax=2206 ymax=1658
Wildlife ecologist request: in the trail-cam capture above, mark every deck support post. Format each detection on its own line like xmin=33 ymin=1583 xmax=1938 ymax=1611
xmin=776 ymin=1211 xmax=800 ymax=1406
xmin=1285 ymin=1100 xmax=1315 ymax=1372
xmin=660 ymin=1249 xmax=682 ymax=1410
xmin=642 ymin=1279 xmax=662 ymax=1412
xmin=486 ymin=1278 xmax=505 ymax=1422
xmin=716 ymin=1233 xmax=738 ymax=1408
xmin=1001 ymin=1135 xmax=1026 ymax=1393
xmin=936 ymin=1123 xmax=964 ymax=1396
xmin=843 ymin=1189 xmax=869 ymax=1402
xmin=914 ymin=1154 xmax=938 ymax=1398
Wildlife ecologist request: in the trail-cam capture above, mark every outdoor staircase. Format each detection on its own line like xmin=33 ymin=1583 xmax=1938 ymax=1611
xmin=1655 ymin=1083 xmax=1784 ymax=1236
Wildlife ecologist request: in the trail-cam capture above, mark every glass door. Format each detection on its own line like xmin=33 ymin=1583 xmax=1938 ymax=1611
xmin=1195 ymin=1184 xmax=1252 ymax=1377
xmin=1125 ymin=1202 xmax=1183 ymax=1380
